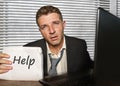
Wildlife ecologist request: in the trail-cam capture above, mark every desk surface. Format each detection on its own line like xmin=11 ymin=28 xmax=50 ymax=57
xmin=0 ymin=69 xmax=95 ymax=86
xmin=0 ymin=80 xmax=42 ymax=86
xmin=0 ymin=74 xmax=94 ymax=86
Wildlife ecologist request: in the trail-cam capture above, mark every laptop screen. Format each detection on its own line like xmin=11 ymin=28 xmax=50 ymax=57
xmin=94 ymin=7 xmax=120 ymax=81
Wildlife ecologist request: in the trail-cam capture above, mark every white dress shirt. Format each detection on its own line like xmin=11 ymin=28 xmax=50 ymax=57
xmin=46 ymin=37 xmax=67 ymax=75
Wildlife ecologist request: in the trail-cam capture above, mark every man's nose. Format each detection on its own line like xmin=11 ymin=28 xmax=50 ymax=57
xmin=49 ymin=25 xmax=55 ymax=34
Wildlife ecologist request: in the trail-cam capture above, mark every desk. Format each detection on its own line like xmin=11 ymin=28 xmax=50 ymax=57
xmin=0 ymin=80 xmax=42 ymax=86
xmin=40 ymin=74 xmax=94 ymax=86
xmin=0 ymin=74 xmax=94 ymax=86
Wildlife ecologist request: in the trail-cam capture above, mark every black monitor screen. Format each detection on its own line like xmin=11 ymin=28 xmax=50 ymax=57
xmin=94 ymin=7 xmax=120 ymax=80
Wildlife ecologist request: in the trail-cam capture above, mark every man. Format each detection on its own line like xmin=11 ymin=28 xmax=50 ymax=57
xmin=0 ymin=5 xmax=93 ymax=80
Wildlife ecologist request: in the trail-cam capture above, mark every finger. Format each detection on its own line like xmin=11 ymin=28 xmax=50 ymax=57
xmin=0 ymin=65 xmax=13 ymax=74
xmin=0 ymin=53 xmax=10 ymax=59
xmin=0 ymin=59 xmax=12 ymax=65
xmin=0 ymin=70 xmax=10 ymax=74
xmin=0 ymin=65 xmax=13 ymax=70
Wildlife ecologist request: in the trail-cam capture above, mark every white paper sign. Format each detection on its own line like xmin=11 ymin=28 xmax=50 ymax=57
xmin=0 ymin=47 xmax=43 ymax=81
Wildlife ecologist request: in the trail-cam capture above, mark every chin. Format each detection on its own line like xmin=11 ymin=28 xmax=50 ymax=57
xmin=51 ymin=43 xmax=59 ymax=46
xmin=51 ymin=41 xmax=61 ymax=46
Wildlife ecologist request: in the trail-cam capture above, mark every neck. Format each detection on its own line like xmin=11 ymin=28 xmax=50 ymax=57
xmin=48 ymin=39 xmax=64 ymax=55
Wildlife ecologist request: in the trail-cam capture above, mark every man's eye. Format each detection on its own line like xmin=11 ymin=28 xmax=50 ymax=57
xmin=53 ymin=21 xmax=60 ymax=25
xmin=40 ymin=25 xmax=47 ymax=30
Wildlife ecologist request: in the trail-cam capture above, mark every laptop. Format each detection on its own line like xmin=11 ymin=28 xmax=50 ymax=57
xmin=94 ymin=7 xmax=120 ymax=86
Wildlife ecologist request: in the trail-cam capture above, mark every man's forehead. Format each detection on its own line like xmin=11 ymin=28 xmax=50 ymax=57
xmin=40 ymin=13 xmax=59 ymax=18
xmin=38 ymin=13 xmax=61 ymax=24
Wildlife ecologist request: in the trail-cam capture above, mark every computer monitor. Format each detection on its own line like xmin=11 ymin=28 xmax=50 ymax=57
xmin=94 ymin=7 xmax=120 ymax=81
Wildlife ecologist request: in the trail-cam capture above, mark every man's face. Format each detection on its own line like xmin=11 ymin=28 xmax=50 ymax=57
xmin=38 ymin=13 xmax=66 ymax=46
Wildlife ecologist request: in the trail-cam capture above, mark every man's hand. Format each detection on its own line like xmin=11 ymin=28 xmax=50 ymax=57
xmin=0 ymin=53 xmax=13 ymax=74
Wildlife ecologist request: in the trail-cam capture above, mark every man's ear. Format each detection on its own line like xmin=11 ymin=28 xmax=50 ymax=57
xmin=63 ymin=21 xmax=66 ymax=29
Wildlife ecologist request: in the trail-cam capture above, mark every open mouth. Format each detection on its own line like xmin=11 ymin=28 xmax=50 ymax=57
xmin=50 ymin=36 xmax=58 ymax=41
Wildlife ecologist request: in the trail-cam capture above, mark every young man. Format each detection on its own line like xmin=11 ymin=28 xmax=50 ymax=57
xmin=0 ymin=5 xmax=93 ymax=79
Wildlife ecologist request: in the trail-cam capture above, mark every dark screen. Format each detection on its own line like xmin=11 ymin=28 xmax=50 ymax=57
xmin=94 ymin=7 xmax=120 ymax=81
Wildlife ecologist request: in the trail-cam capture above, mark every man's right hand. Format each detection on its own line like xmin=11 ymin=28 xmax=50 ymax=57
xmin=0 ymin=53 xmax=13 ymax=74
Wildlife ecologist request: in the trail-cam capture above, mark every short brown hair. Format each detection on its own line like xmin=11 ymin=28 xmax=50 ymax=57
xmin=36 ymin=5 xmax=63 ymax=26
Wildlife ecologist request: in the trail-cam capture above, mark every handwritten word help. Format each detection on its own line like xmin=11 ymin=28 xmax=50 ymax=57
xmin=13 ymin=55 xmax=35 ymax=69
